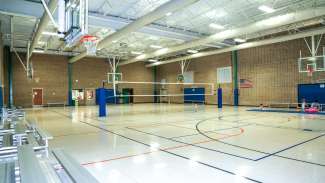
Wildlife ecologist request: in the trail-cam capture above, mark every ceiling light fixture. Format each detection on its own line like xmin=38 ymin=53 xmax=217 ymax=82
xmin=234 ymin=38 xmax=246 ymax=43
xmin=187 ymin=49 xmax=199 ymax=54
xmin=258 ymin=5 xmax=275 ymax=13
xmin=148 ymin=59 xmax=158 ymax=62
xmin=33 ymin=50 xmax=45 ymax=53
xmin=209 ymin=23 xmax=224 ymax=30
xmin=42 ymin=31 xmax=59 ymax=36
xmin=131 ymin=51 xmax=143 ymax=55
xmin=150 ymin=45 xmax=163 ymax=49
xmin=166 ymin=12 xmax=172 ymax=16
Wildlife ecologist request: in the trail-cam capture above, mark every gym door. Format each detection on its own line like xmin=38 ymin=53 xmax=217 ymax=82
xmin=32 ymin=88 xmax=43 ymax=105
xmin=122 ymin=88 xmax=134 ymax=104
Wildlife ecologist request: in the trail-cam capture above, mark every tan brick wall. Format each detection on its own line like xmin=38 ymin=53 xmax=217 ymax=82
xmin=7 ymin=54 xmax=154 ymax=107
xmin=157 ymin=52 xmax=233 ymax=105
xmin=4 ymin=37 xmax=324 ymax=107
xmin=12 ymin=53 xmax=68 ymax=107
xmin=119 ymin=62 xmax=154 ymax=103
xmin=72 ymin=57 xmax=109 ymax=89
xmin=238 ymin=38 xmax=325 ymax=106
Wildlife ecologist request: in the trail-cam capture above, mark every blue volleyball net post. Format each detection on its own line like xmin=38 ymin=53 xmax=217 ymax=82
xmin=218 ymin=85 xmax=222 ymax=108
xmin=98 ymin=88 xmax=106 ymax=117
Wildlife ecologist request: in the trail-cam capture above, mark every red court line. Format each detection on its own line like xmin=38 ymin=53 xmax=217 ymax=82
xmin=53 ymin=131 xmax=100 ymax=138
xmin=81 ymin=128 xmax=244 ymax=167
xmin=165 ymin=123 xmax=232 ymax=136
xmin=127 ymin=120 xmax=193 ymax=129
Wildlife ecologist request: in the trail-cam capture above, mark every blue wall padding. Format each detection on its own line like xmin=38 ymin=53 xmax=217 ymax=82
xmin=298 ymin=83 xmax=325 ymax=104
xmin=218 ymin=88 xmax=222 ymax=108
xmin=234 ymin=88 xmax=239 ymax=106
xmin=68 ymin=90 xmax=73 ymax=106
xmin=98 ymin=88 xmax=106 ymax=117
xmin=96 ymin=88 xmax=117 ymax=104
xmin=184 ymin=88 xmax=205 ymax=103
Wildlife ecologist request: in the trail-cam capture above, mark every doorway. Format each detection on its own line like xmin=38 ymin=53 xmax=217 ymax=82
xmin=122 ymin=88 xmax=134 ymax=104
xmin=32 ymin=88 xmax=43 ymax=106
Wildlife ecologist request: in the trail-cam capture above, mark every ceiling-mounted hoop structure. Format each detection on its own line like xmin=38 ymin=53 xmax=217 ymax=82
xmin=307 ymin=63 xmax=316 ymax=77
xmin=64 ymin=0 xmax=88 ymax=47
xmin=298 ymin=35 xmax=325 ymax=75
xmin=12 ymin=41 xmax=34 ymax=80
xmin=178 ymin=59 xmax=191 ymax=82
xmin=80 ymin=35 xmax=99 ymax=55
xmin=107 ymin=55 xmax=122 ymax=96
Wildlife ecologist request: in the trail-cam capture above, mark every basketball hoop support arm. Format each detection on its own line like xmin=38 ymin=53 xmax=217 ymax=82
xmin=108 ymin=56 xmax=120 ymax=96
xmin=302 ymin=35 xmax=323 ymax=58
xmin=40 ymin=0 xmax=59 ymax=29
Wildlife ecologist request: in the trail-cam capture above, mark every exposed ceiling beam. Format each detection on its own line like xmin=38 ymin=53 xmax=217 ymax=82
xmin=69 ymin=0 xmax=200 ymax=63
xmin=146 ymin=27 xmax=325 ymax=67
xmin=0 ymin=0 xmax=209 ymax=47
xmin=29 ymin=0 xmax=57 ymax=58
xmin=121 ymin=7 xmax=325 ymax=66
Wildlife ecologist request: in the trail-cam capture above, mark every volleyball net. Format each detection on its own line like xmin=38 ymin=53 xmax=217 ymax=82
xmin=105 ymin=80 xmax=215 ymax=104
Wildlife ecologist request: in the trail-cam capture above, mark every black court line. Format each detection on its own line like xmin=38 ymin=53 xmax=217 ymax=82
xmin=256 ymin=133 xmax=325 ymax=161
xmin=50 ymin=110 xmax=262 ymax=183
xmin=126 ymin=127 xmax=257 ymax=161
xmin=53 ymin=110 xmax=325 ymax=167
xmin=196 ymin=117 xmax=325 ymax=167
xmin=220 ymin=114 xmax=325 ymax=132
xmin=170 ymin=124 xmax=252 ymax=139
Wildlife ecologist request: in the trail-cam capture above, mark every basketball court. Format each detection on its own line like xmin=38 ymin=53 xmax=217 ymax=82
xmin=0 ymin=0 xmax=325 ymax=182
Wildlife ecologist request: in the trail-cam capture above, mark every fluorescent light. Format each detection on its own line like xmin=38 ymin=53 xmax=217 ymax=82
xmin=204 ymin=9 xmax=227 ymax=19
xmin=209 ymin=23 xmax=224 ymax=30
xmin=150 ymin=45 xmax=163 ymax=49
xmin=33 ymin=50 xmax=44 ymax=53
xmin=148 ymin=59 xmax=158 ymax=62
xmin=131 ymin=51 xmax=143 ymax=55
xmin=258 ymin=14 xmax=292 ymax=26
xmin=187 ymin=49 xmax=198 ymax=54
xmin=112 ymin=40 xmax=118 ymax=43
xmin=258 ymin=5 xmax=275 ymax=13
xmin=234 ymin=38 xmax=246 ymax=43
xmin=136 ymin=54 xmax=146 ymax=60
xmin=149 ymin=36 xmax=159 ymax=40
xmin=166 ymin=12 xmax=172 ymax=16
xmin=156 ymin=48 xmax=169 ymax=55
xmin=42 ymin=31 xmax=59 ymax=36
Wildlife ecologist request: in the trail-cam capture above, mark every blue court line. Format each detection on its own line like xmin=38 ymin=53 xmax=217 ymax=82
xmin=255 ymin=133 xmax=325 ymax=161
xmin=170 ymin=124 xmax=252 ymax=139
xmin=247 ymin=109 xmax=325 ymax=115
xmin=50 ymin=110 xmax=262 ymax=183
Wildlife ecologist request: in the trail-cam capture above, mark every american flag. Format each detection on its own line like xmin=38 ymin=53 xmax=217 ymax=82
xmin=240 ymin=79 xmax=253 ymax=88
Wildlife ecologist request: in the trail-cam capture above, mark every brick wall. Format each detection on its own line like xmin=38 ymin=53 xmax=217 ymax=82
xmin=11 ymin=53 xmax=68 ymax=107
xmin=157 ymin=38 xmax=325 ymax=106
xmin=238 ymin=38 xmax=325 ymax=106
xmin=7 ymin=54 xmax=154 ymax=107
xmin=119 ymin=62 xmax=154 ymax=103
xmin=157 ymin=52 xmax=233 ymax=105
xmin=72 ymin=57 xmax=109 ymax=89
xmin=3 ymin=37 xmax=325 ymax=107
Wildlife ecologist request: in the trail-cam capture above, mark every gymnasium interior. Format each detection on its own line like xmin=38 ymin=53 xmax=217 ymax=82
xmin=1 ymin=0 xmax=325 ymax=182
